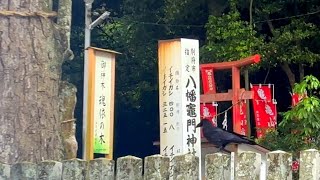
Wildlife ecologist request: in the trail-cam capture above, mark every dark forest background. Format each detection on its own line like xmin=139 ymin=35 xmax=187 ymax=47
xmin=63 ymin=0 xmax=320 ymax=158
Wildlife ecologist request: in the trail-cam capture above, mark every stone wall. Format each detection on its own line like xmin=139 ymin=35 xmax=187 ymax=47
xmin=0 ymin=149 xmax=319 ymax=180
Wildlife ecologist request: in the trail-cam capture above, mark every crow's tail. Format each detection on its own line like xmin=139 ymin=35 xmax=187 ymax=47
xmin=246 ymin=139 xmax=257 ymax=145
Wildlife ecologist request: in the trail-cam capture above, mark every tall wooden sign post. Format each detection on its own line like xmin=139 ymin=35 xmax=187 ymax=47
xmin=84 ymin=47 xmax=119 ymax=160
xmin=200 ymin=55 xmax=261 ymax=134
xmin=158 ymin=39 xmax=201 ymax=179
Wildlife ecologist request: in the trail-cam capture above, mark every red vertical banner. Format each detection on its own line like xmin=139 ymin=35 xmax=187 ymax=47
xmin=267 ymin=101 xmax=277 ymax=129
xmin=200 ymin=103 xmax=217 ymax=126
xmin=251 ymin=85 xmax=272 ymax=101
xmin=200 ymin=68 xmax=216 ymax=93
xmin=239 ymin=101 xmax=247 ymax=136
xmin=291 ymin=93 xmax=306 ymax=107
xmin=251 ymin=84 xmax=277 ymax=138
xmin=252 ymin=100 xmax=262 ymax=138
xmin=252 ymin=100 xmax=277 ymax=138
xmin=200 ymin=103 xmax=217 ymax=138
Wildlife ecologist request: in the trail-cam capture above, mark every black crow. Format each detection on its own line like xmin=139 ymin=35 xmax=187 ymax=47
xmin=196 ymin=119 xmax=256 ymax=152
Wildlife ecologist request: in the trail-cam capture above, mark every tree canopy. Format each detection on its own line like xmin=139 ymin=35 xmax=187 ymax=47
xmin=68 ymin=0 xmax=320 ymax=157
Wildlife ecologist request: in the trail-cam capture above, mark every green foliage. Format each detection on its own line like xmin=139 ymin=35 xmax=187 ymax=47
xmin=262 ymin=19 xmax=320 ymax=67
xmin=164 ymin=0 xmax=194 ymax=21
xmin=96 ymin=23 xmax=157 ymax=109
xmin=91 ymin=0 xmax=166 ymax=110
xmin=255 ymin=1 xmax=320 ymax=86
xmin=164 ymin=0 xmax=206 ymax=23
xmin=65 ymin=0 xmax=320 ymax=159
xmin=92 ymin=0 xmax=207 ymax=110
xmin=202 ymin=9 xmax=263 ymax=63
xmin=258 ymin=75 xmax=320 ymax=152
xmin=162 ymin=0 xmax=208 ymax=38
xmin=202 ymin=0 xmax=320 ymax=85
xmin=253 ymin=0 xmax=285 ymax=17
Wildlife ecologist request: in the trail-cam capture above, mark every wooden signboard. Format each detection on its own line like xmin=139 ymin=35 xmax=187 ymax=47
xmin=85 ymin=47 xmax=119 ymax=160
xmin=158 ymin=38 xmax=201 ymax=179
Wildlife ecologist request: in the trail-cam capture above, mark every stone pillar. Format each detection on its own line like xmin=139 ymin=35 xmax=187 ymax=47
xmin=88 ymin=158 xmax=115 ymax=180
xmin=0 ymin=162 xmax=11 ymax=180
xmin=38 ymin=160 xmax=62 ymax=180
xmin=266 ymin=150 xmax=292 ymax=180
xmin=62 ymin=159 xmax=87 ymax=180
xmin=235 ymin=151 xmax=261 ymax=180
xmin=299 ymin=149 xmax=320 ymax=180
xmin=144 ymin=155 xmax=170 ymax=180
xmin=205 ymin=153 xmax=231 ymax=180
xmin=172 ymin=154 xmax=199 ymax=180
xmin=116 ymin=156 xmax=142 ymax=180
xmin=11 ymin=162 xmax=37 ymax=180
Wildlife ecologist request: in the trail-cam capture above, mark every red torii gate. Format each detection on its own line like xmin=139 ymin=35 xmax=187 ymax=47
xmin=200 ymin=54 xmax=261 ymax=134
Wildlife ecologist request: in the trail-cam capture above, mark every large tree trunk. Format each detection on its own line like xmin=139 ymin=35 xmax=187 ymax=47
xmin=281 ymin=62 xmax=296 ymax=89
xmin=0 ymin=0 xmax=73 ymax=163
xmin=265 ymin=17 xmax=296 ymax=89
xmin=299 ymin=63 xmax=304 ymax=82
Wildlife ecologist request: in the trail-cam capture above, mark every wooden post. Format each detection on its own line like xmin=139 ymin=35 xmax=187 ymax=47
xmin=158 ymin=39 xmax=202 ymax=178
xmin=232 ymin=66 xmax=241 ymax=133
xmin=86 ymin=48 xmax=96 ymax=161
xmin=85 ymin=47 xmax=120 ymax=160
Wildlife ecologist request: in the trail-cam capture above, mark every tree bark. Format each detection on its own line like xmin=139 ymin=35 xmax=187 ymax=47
xmin=265 ymin=16 xmax=296 ymax=89
xmin=0 ymin=0 xmax=73 ymax=163
xmin=281 ymin=62 xmax=296 ymax=89
xmin=299 ymin=64 xmax=304 ymax=82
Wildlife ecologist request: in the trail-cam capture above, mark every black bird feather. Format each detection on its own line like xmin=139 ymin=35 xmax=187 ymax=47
xmin=196 ymin=119 xmax=256 ymax=152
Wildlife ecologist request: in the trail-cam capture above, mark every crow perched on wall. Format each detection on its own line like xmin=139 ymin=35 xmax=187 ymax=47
xmin=196 ymin=119 xmax=256 ymax=152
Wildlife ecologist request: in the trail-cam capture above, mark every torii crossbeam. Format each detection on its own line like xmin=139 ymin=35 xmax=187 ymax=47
xmin=200 ymin=54 xmax=261 ymax=134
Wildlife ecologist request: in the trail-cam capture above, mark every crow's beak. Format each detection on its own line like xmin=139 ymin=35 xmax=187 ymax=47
xmin=196 ymin=122 xmax=202 ymax=128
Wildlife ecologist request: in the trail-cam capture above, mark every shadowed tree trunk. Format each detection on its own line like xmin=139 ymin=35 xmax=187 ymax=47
xmin=0 ymin=0 xmax=74 ymax=163
xmin=266 ymin=17 xmax=296 ymax=89
xmin=281 ymin=62 xmax=296 ymax=89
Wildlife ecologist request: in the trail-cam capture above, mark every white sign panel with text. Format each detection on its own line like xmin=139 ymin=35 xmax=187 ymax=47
xmin=158 ymin=39 xmax=201 ymax=178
